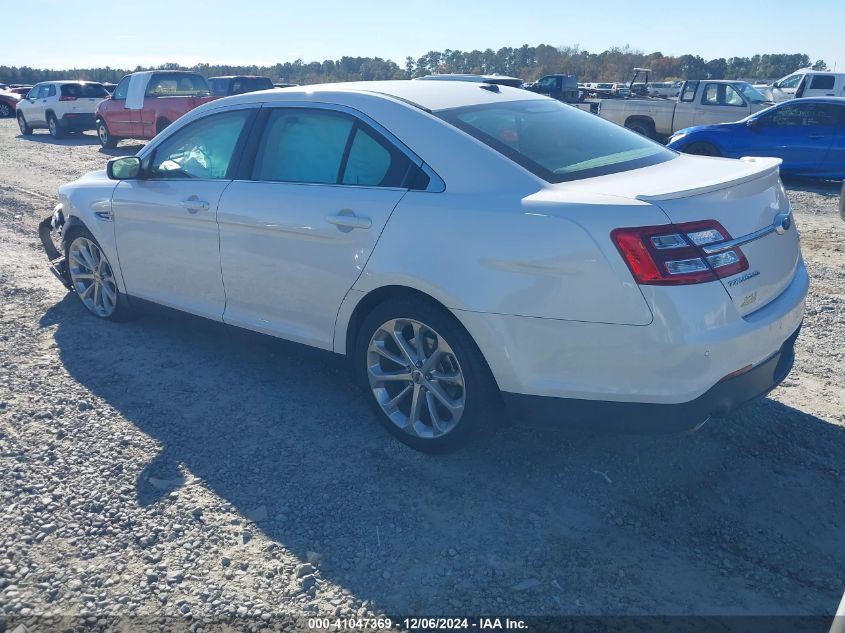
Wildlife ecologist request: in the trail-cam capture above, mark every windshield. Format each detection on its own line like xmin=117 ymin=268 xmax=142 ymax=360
xmin=736 ymin=82 xmax=769 ymax=104
xmin=436 ymin=99 xmax=676 ymax=183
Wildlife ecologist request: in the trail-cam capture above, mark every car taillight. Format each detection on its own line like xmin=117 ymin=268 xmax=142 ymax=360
xmin=611 ymin=220 xmax=748 ymax=285
xmin=59 ymin=95 xmax=77 ymax=101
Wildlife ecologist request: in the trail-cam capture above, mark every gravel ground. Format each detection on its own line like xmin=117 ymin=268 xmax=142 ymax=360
xmin=0 ymin=120 xmax=843 ymax=631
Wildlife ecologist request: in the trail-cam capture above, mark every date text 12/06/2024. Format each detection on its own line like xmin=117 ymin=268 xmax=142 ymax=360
xmin=307 ymin=617 xmax=528 ymax=630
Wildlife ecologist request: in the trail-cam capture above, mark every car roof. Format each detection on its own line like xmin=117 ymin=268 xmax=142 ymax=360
xmin=216 ymin=79 xmax=542 ymax=112
xmin=776 ymin=96 xmax=845 ymax=105
xmin=39 ymin=80 xmax=103 ymax=85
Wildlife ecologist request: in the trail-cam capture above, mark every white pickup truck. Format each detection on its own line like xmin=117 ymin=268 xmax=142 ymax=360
xmin=589 ymin=80 xmax=772 ymax=139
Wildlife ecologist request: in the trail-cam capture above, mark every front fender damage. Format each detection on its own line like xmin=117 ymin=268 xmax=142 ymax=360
xmin=38 ymin=204 xmax=72 ymax=290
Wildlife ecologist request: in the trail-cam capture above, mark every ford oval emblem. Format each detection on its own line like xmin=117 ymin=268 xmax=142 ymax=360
xmin=774 ymin=212 xmax=791 ymax=235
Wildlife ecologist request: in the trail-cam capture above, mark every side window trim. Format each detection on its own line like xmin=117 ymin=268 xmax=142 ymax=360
xmin=139 ymin=104 xmax=260 ymax=181
xmin=238 ymin=101 xmax=444 ymax=192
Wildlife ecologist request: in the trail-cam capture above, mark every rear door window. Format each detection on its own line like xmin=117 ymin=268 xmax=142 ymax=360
xmin=809 ymin=75 xmax=835 ymax=90
xmin=252 ymin=109 xmax=353 ymax=183
xmin=342 ymin=126 xmax=410 ymax=187
xmin=763 ymin=102 xmax=840 ymax=127
xmin=252 ymin=108 xmax=412 ymax=187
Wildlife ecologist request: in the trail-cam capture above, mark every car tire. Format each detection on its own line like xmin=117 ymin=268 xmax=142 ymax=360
xmin=155 ymin=117 xmax=171 ymax=135
xmin=683 ymin=142 xmax=721 ymax=157
xmin=625 ymin=118 xmax=656 ymax=139
xmin=47 ymin=113 xmax=64 ymax=139
xmin=96 ymin=118 xmax=118 ymax=149
xmin=355 ymin=296 xmax=501 ymax=453
xmin=0 ymin=102 xmax=12 ymax=118
xmin=17 ymin=112 xmax=33 ymax=136
xmin=64 ymin=227 xmax=133 ymax=321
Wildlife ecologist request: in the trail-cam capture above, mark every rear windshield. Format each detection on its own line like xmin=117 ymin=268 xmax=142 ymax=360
xmin=437 ymin=99 xmax=676 ymax=183
xmin=209 ymin=77 xmax=274 ymax=96
xmin=147 ymin=73 xmax=210 ymax=97
xmin=230 ymin=77 xmax=274 ymax=94
xmin=61 ymin=83 xmax=109 ymax=98
xmin=208 ymin=78 xmax=229 ymax=96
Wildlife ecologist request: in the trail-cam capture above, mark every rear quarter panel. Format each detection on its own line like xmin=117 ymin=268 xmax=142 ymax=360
xmin=356 ymin=189 xmax=660 ymax=326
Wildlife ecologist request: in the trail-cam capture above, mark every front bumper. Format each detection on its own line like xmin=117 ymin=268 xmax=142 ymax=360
xmin=503 ymin=323 xmax=800 ymax=433
xmin=38 ymin=211 xmax=72 ymax=289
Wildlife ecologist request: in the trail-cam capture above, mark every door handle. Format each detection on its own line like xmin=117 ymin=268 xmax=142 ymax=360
xmin=326 ymin=212 xmax=372 ymax=230
xmin=180 ymin=197 xmax=210 ymax=213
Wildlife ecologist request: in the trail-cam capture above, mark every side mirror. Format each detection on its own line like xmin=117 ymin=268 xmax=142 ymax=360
xmin=107 ymin=156 xmax=142 ymax=180
xmin=746 ymin=118 xmax=761 ymax=130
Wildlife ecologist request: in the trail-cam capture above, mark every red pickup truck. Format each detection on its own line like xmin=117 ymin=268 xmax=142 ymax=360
xmin=95 ymin=71 xmax=218 ymax=148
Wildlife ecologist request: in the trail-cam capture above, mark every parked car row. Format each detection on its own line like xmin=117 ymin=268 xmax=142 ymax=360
xmin=7 ymin=72 xmax=277 ymax=141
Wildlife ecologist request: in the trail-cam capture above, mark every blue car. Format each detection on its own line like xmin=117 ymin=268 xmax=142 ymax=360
xmin=666 ymin=97 xmax=845 ymax=180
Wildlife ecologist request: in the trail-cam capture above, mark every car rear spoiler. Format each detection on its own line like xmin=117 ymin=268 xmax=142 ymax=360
xmin=636 ymin=157 xmax=782 ymax=202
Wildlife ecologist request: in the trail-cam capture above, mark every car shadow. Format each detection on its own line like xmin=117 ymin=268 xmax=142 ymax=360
xmin=16 ymin=131 xmax=144 ymax=155
xmin=18 ymin=131 xmax=103 ymax=146
xmin=40 ymin=295 xmax=845 ymax=615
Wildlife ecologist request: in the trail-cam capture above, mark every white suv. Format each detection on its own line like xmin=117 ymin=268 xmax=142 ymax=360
xmin=17 ymin=81 xmax=109 ymax=138
xmin=763 ymin=69 xmax=845 ymax=102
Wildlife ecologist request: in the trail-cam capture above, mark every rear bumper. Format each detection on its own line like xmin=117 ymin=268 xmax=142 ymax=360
xmin=59 ymin=112 xmax=96 ymax=130
xmin=503 ymin=324 xmax=800 ymax=432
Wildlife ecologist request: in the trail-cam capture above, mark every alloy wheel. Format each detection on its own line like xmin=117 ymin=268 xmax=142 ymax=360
xmin=98 ymin=123 xmax=108 ymax=144
xmin=68 ymin=237 xmax=118 ymax=317
xmin=367 ymin=318 xmax=465 ymax=439
xmin=0 ymin=104 xmax=10 ymax=118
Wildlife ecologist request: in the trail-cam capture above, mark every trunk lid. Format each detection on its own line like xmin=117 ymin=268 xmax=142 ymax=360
xmin=559 ymin=154 xmax=801 ymax=316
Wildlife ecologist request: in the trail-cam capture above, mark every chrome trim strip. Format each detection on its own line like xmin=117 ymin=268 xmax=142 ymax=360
xmin=701 ymin=210 xmax=792 ymax=255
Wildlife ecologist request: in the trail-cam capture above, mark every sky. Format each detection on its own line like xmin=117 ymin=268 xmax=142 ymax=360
xmin=5 ymin=0 xmax=844 ymax=72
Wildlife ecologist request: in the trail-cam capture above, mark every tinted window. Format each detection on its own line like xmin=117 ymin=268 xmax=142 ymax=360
xmin=230 ymin=77 xmax=274 ymax=95
xmin=437 ymin=99 xmax=675 ymax=183
xmin=112 ymin=77 xmax=130 ymax=100
xmin=208 ymin=78 xmax=229 ymax=96
xmin=253 ymin=109 xmax=354 ymax=183
xmin=61 ymin=83 xmax=109 ymax=98
xmin=537 ymin=77 xmax=557 ymax=90
xmin=342 ymin=126 xmax=410 ymax=187
xmin=146 ymin=73 xmax=210 ymax=97
xmin=762 ymin=103 xmax=840 ymax=127
xmin=150 ymin=109 xmax=250 ymax=179
xmin=809 ymin=75 xmax=835 ymax=90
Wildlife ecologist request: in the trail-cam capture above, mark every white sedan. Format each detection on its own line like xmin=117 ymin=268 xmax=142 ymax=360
xmin=40 ymin=80 xmax=807 ymax=452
